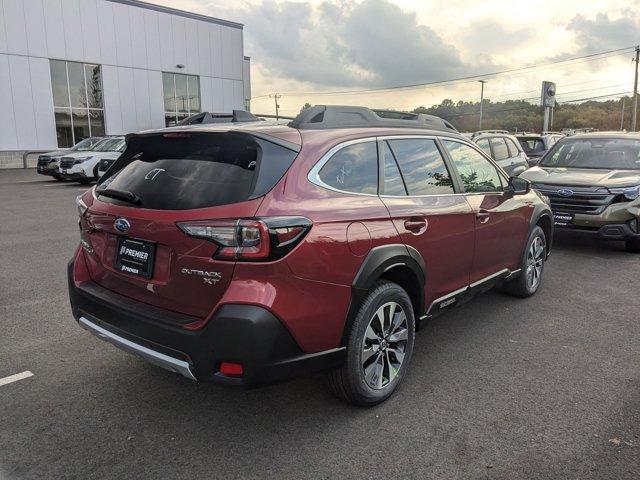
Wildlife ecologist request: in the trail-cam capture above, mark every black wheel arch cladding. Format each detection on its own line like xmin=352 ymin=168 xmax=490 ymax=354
xmin=342 ymin=244 xmax=426 ymax=346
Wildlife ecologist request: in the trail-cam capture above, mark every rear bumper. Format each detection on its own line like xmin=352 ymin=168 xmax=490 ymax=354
xmin=67 ymin=260 xmax=345 ymax=386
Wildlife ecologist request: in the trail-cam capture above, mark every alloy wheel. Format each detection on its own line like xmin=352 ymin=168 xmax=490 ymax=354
xmin=526 ymin=236 xmax=545 ymax=289
xmin=361 ymin=302 xmax=409 ymax=390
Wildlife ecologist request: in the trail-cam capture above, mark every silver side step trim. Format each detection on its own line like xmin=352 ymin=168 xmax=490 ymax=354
xmin=469 ymin=268 xmax=510 ymax=288
xmin=425 ymin=286 xmax=469 ymax=315
xmin=424 ymin=268 xmax=516 ymax=316
xmin=79 ymin=316 xmax=197 ymax=381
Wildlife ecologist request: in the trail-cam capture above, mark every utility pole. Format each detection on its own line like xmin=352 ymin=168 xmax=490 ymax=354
xmin=270 ymin=93 xmax=281 ymax=121
xmin=620 ymin=97 xmax=626 ymax=131
xmin=632 ymin=46 xmax=639 ymax=131
xmin=478 ymin=80 xmax=487 ymax=130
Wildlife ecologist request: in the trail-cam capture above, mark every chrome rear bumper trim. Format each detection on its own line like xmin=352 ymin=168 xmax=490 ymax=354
xmin=79 ymin=316 xmax=197 ymax=381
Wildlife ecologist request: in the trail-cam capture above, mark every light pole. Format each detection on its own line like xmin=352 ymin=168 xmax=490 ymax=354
xmin=478 ymin=80 xmax=487 ymax=130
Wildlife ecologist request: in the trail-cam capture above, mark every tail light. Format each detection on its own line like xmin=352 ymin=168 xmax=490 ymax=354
xmin=177 ymin=217 xmax=311 ymax=261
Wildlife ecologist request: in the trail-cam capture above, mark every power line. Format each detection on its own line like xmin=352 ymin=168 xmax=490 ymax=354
xmin=253 ymin=46 xmax=636 ymax=98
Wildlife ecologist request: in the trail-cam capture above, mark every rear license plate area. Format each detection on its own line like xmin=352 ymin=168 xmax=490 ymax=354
xmin=114 ymin=237 xmax=156 ymax=279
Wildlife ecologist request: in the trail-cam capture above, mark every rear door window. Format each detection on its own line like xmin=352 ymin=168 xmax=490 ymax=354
xmin=490 ymin=138 xmax=510 ymax=161
xmin=505 ymin=138 xmax=521 ymax=157
xmin=386 ymin=139 xmax=454 ymax=195
xmin=97 ymin=133 xmax=298 ymax=210
xmin=476 ymin=138 xmax=492 ymax=157
xmin=317 ymin=141 xmax=378 ymax=194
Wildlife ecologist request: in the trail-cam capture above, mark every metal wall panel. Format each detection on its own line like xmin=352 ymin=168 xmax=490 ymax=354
xmin=147 ymin=70 xmax=165 ymax=130
xmin=113 ymin=2 xmax=133 ymax=67
xmin=117 ymin=67 xmax=137 ymax=134
xmin=4 ymin=0 xmax=28 ymax=55
xmin=79 ymin=0 xmax=101 ymax=63
xmin=23 ymin=0 xmax=48 ymax=58
xmin=43 ymin=0 xmax=66 ymax=60
xmin=61 ymin=0 xmax=84 ymax=61
xmin=129 ymin=6 xmax=147 ymax=69
xmin=102 ymin=64 xmax=122 ymax=135
xmin=132 ymin=68 xmax=151 ymax=131
xmin=8 ymin=55 xmax=37 ymax=148
xmin=171 ymin=15 xmax=187 ymax=71
xmin=0 ymin=0 xmax=8 ymax=54
xmin=158 ymin=11 xmax=173 ymax=72
xmin=28 ymin=57 xmax=57 ymax=148
xmin=143 ymin=9 xmax=161 ymax=71
xmin=97 ymin=0 xmax=117 ymax=65
xmin=0 ymin=54 xmax=18 ymax=149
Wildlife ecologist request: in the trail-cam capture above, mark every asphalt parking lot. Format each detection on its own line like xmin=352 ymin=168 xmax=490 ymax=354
xmin=1 ymin=168 xmax=639 ymax=479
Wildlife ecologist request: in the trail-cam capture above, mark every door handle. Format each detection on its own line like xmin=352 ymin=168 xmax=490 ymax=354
xmin=476 ymin=210 xmax=490 ymax=224
xmin=404 ymin=217 xmax=427 ymax=233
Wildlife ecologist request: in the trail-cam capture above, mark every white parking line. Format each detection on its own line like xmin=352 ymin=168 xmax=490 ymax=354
xmin=0 ymin=371 xmax=34 ymax=387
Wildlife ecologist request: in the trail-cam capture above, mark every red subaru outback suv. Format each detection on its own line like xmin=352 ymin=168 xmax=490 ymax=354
xmin=68 ymin=106 xmax=552 ymax=406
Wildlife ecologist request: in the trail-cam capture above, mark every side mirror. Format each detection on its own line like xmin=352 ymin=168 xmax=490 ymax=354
xmin=509 ymin=176 xmax=530 ymax=195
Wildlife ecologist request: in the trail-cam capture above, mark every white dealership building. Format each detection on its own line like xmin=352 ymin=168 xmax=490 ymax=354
xmin=0 ymin=0 xmax=251 ymax=168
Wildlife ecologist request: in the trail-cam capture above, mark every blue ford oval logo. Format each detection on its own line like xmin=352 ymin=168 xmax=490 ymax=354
xmin=114 ymin=217 xmax=131 ymax=233
xmin=557 ymin=188 xmax=574 ymax=197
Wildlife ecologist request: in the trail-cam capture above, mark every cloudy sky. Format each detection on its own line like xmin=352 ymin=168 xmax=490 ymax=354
xmin=152 ymin=0 xmax=639 ymax=116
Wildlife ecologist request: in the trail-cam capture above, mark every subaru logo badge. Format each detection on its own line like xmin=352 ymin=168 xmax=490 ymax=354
xmin=557 ymin=188 xmax=574 ymax=197
xmin=114 ymin=217 xmax=131 ymax=233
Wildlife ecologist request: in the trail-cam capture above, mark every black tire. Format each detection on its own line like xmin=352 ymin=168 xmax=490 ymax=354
xmin=53 ymin=176 xmax=64 ymax=181
xmin=503 ymin=225 xmax=547 ymax=298
xmin=92 ymin=164 xmax=100 ymax=181
xmin=326 ymin=280 xmax=415 ymax=407
xmin=626 ymin=237 xmax=640 ymax=253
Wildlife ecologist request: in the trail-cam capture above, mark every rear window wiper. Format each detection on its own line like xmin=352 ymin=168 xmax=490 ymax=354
xmin=97 ymin=188 xmax=141 ymax=205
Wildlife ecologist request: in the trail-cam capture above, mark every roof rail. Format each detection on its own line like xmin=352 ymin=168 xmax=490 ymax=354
xmin=177 ymin=110 xmax=264 ymax=126
xmin=288 ymin=105 xmax=458 ymax=132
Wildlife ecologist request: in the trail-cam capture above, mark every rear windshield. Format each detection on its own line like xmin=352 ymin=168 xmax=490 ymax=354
xmin=518 ymin=137 xmax=545 ymax=153
xmin=541 ymin=137 xmax=640 ymax=170
xmin=96 ymin=133 xmax=298 ymax=210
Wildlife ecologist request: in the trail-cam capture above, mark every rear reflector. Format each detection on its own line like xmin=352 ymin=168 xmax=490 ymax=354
xmin=219 ymin=362 xmax=243 ymax=376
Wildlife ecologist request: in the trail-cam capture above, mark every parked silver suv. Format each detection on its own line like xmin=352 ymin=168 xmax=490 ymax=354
xmin=473 ymin=133 xmax=529 ymax=176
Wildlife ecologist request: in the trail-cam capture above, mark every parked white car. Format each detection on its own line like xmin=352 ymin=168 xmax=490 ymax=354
xmin=59 ymin=137 xmax=126 ymax=183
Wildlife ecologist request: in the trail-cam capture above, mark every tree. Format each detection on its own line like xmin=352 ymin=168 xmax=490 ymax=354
xmin=412 ymin=96 xmax=631 ymax=133
xmin=300 ymin=102 xmax=312 ymax=113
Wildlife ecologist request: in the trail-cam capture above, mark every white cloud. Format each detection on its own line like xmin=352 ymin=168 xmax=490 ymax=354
xmin=149 ymin=0 xmax=638 ymax=115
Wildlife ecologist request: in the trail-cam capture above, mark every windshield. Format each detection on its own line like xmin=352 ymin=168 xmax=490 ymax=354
xmin=541 ymin=137 xmax=640 ymax=170
xmin=93 ymin=138 xmax=126 ymax=152
xmin=70 ymin=137 xmax=101 ymax=151
xmin=518 ymin=137 xmax=545 ymax=154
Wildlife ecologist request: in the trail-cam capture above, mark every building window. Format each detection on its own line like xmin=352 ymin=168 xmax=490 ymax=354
xmin=163 ymin=73 xmax=200 ymax=127
xmin=50 ymin=60 xmax=105 ymax=148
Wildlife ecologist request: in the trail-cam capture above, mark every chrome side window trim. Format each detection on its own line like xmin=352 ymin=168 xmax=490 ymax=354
xmin=307 ymin=137 xmax=380 ymax=197
xmin=307 ymin=133 xmax=511 ymax=198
